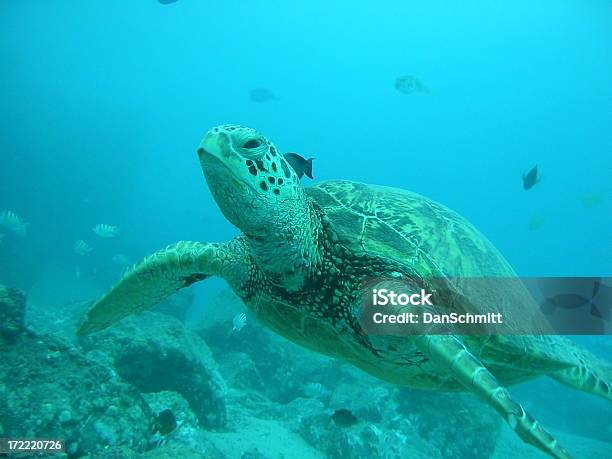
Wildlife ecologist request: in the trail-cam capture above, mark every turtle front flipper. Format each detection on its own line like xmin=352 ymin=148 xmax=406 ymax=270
xmin=77 ymin=241 xmax=238 ymax=335
xmin=416 ymin=335 xmax=572 ymax=459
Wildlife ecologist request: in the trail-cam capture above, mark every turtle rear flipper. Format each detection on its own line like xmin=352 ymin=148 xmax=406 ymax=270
xmin=77 ymin=241 xmax=237 ymax=335
xmin=549 ymin=345 xmax=612 ymax=402
xmin=416 ymin=335 xmax=572 ymax=459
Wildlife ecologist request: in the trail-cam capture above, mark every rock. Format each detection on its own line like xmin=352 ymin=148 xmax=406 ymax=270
xmin=327 ymin=381 xmax=398 ymax=423
xmin=25 ymin=298 xmax=92 ymax=342
xmin=217 ymin=352 xmax=265 ymax=392
xmin=82 ymin=441 xmax=224 ymax=459
xmin=139 ymin=442 xmax=224 ymax=459
xmin=81 ymin=445 xmax=137 ymax=459
xmin=0 ymin=332 xmax=151 ymax=458
xmin=282 ymin=397 xmax=326 ymax=431
xmin=397 ymin=389 xmax=501 ymax=459
xmin=144 ymin=390 xmax=199 ymax=433
xmin=153 ymin=289 xmax=194 ymax=323
xmin=142 ymin=391 xmax=225 ymax=459
xmin=297 ymin=410 xmax=437 ymax=459
xmin=0 ymin=284 xmax=27 ymax=343
xmin=80 ymin=312 xmax=227 ymax=429
xmin=281 ymin=383 xmax=429 ymax=459
xmin=241 ymin=447 xmax=272 ymax=459
xmin=204 ymin=416 xmax=324 ymax=459
xmin=283 ymin=381 xmax=437 ymax=459
xmin=202 ymin=319 xmax=329 ymax=402
xmin=76 ymin=390 xmax=225 ymax=458
xmin=282 ymin=372 xmax=498 ymax=459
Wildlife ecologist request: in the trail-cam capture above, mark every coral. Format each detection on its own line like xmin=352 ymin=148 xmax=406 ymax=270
xmin=80 ymin=312 xmax=227 ymax=429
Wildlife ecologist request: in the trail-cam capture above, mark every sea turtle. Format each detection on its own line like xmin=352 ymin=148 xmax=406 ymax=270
xmin=78 ymin=125 xmax=612 ymax=458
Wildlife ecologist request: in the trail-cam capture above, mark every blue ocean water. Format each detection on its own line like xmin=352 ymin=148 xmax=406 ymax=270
xmin=0 ymin=1 xmax=611 ymax=458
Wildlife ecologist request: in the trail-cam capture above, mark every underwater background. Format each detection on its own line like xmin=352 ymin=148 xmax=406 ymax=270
xmin=0 ymin=0 xmax=611 ymax=458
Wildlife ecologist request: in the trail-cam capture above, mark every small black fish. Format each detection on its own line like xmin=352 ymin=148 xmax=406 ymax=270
xmin=522 ymin=165 xmax=539 ymax=190
xmin=158 ymin=0 xmax=178 ymax=4
xmin=249 ymin=88 xmax=277 ymax=103
xmin=152 ymin=409 xmax=177 ymax=436
xmin=284 ymin=153 xmax=314 ymax=180
xmin=331 ymin=409 xmax=358 ymax=427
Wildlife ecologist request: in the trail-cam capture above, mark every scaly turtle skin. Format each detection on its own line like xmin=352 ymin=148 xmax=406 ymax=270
xmin=78 ymin=125 xmax=612 ymax=459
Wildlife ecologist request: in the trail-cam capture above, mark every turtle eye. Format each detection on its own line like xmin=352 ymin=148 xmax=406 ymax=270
xmin=243 ymin=139 xmax=262 ymax=149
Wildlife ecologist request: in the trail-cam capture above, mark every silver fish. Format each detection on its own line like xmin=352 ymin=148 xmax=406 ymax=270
xmin=302 ymin=382 xmax=327 ymax=398
xmin=232 ymin=312 xmax=247 ymax=332
xmin=73 ymin=239 xmax=93 ymax=256
xmin=93 ymin=224 xmax=120 ymax=238
xmin=0 ymin=210 xmax=28 ymax=236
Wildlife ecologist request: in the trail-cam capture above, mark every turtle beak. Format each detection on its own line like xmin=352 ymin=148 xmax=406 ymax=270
xmin=198 ymin=130 xmax=236 ymax=181
xmin=198 ymin=132 xmax=221 ymax=161
xmin=197 ymin=146 xmax=208 ymax=161
xmin=198 ymin=127 xmax=234 ymax=159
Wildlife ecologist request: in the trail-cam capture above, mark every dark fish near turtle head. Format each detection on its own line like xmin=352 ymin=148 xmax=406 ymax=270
xmin=284 ymin=153 xmax=314 ymax=179
xmin=152 ymin=409 xmax=177 ymax=436
xmin=522 ymin=165 xmax=539 ymax=190
xmin=331 ymin=409 xmax=358 ymax=427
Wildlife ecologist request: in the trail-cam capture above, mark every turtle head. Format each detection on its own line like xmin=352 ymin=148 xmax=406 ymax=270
xmin=198 ymin=125 xmax=303 ymax=235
